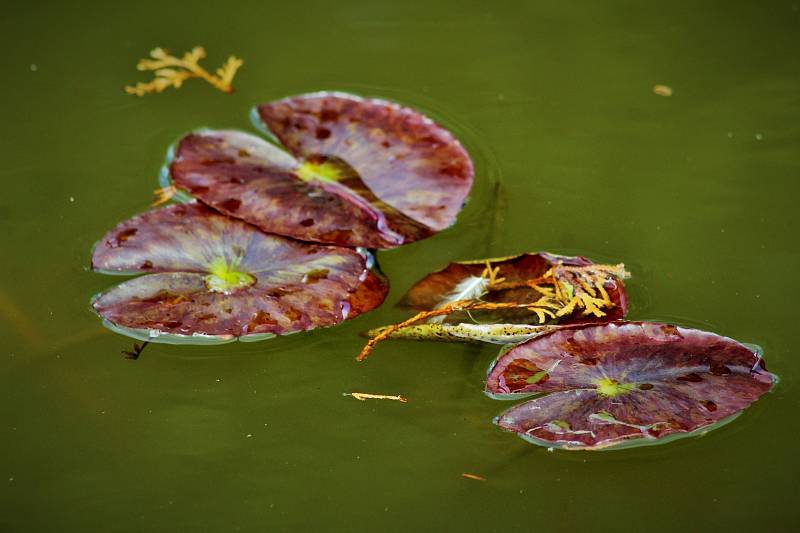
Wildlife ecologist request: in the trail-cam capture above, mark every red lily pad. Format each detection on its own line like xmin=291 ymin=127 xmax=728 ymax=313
xmin=487 ymin=322 xmax=776 ymax=450
xmin=401 ymin=252 xmax=629 ymax=326
xmin=91 ymin=203 xmax=388 ymax=344
xmin=168 ymin=92 xmax=474 ymax=248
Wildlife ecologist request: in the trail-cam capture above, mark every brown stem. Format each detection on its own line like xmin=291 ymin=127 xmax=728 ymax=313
xmin=487 ymin=273 xmax=555 ymax=292
xmin=356 ymin=301 xmax=533 ymax=362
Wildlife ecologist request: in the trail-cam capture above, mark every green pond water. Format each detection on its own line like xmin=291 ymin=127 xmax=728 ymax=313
xmin=2 ymin=1 xmax=799 ymax=531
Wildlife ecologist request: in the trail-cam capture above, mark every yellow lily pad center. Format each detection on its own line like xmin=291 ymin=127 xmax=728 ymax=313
xmin=205 ymin=257 xmax=255 ymax=293
xmin=296 ymin=160 xmax=344 ymax=184
xmin=595 ymin=377 xmax=635 ymax=398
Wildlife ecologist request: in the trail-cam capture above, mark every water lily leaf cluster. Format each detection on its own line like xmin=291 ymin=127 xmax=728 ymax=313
xmin=91 ymin=93 xmax=474 ymax=344
xmin=166 ymin=93 xmax=474 ymax=248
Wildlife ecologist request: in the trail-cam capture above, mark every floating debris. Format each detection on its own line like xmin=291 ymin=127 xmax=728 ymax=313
xmin=653 ymin=84 xmax=673 ymax=97
xmin=358 ymin=253 xmax=629 ymax=360
xmin=151 ymin=185 xmax=177 ymax=207
xmin=345 ymin=392 xmax=408 ymax=403
xmin=461 ymin=473 xmax=486 ymax=481
xmin=125 ymin=46 xmax=242 ymax=96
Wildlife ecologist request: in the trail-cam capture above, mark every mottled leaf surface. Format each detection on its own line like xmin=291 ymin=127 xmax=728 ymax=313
xmin=169 ymin=92 xmax=473 ymax=248
xmin=91 ymin=204 xmax=388 ymax=343
xmin=487 ymin=322 xmax=776 ymax=450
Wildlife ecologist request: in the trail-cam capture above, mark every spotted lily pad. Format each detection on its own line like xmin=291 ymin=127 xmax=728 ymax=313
xmin=486 ymin=322 xmax=776 ymax=450
xmin=91 ymin=203 xmax=388 ymax=344
xmin=167 ymin=92 xmax=474 ymax=249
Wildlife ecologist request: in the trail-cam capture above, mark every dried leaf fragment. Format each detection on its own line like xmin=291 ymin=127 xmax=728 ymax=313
xmin=125 ymin=46 xmax=243 ymax=96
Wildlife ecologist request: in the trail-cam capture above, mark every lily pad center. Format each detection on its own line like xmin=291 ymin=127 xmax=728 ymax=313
xmin=205 ymin=257 xmax=256 ymax=293
xmin=595 ymin=377 xmax=636 ymax=398
xmin=296 ymin=156 xmax=348 ymax=184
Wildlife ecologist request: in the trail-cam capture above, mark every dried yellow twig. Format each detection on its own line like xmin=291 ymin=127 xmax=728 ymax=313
xmin=461 ymin=473 xmax=486 ymax=481
xmin=480 ymin=260 xmax=505 ymax=285
xmin=346 ymin=392 xmax=408 ymax=403
xmin=151 ymin=185 xmax=177 ymax=207
xmin=125 ymin=46 xmax=243 ymax=96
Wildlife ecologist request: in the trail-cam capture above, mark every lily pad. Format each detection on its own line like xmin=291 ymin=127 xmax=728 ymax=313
xmin=167 ymin=92 xmax=474 ymax=249
xmin=91 ymin=203 xmax=388 ymax=344
xmin=486 ymin=322 xmax=776 ymax=450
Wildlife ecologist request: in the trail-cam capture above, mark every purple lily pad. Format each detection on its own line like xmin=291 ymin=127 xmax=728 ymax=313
xmin=168 ymin=92 xmax=474 ymax=249
xmin=91 ymin=203 xmax=388 ymax=344
xmin=486 ymin=322 xmax=776 ymax=450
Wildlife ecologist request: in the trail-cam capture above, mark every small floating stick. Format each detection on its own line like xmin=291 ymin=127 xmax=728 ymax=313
xmin=346 ymin=392 xmax=408 ymax=403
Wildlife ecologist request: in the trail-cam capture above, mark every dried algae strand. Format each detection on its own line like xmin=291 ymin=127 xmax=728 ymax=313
xmin=125 ymin=47 xmax=243 ymax=96
xmin=345 ymin=392 xmax=408 ymax=403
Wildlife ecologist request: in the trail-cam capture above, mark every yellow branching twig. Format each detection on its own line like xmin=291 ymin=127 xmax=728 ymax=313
xmin=125 ymin=46 xmax=243 ymax=96
xmin=346 ymin=392 xmax=408 ymax=403
xmin=480 ymin=260 xmax=505 ymax=285
xmin=151 ymin=185 xmax=177 ymax=207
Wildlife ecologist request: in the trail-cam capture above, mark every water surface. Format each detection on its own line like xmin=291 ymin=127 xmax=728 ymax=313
xmin=1 ymin=1 xmax=799 ymax=531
